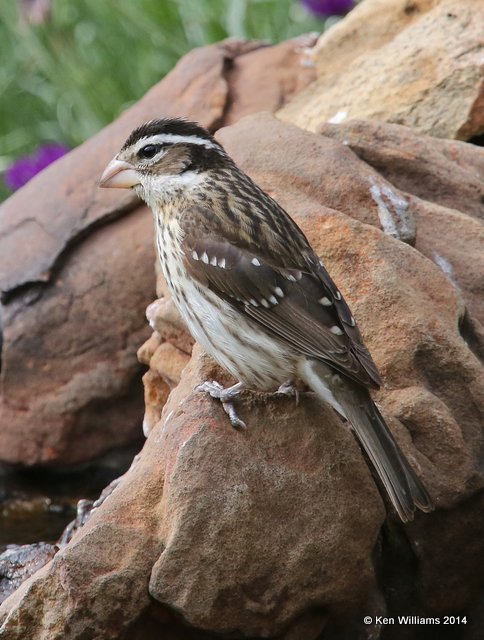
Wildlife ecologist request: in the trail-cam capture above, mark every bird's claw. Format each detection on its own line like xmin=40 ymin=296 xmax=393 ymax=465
xmin=196 ymin=381 xmax=247 ymax=430
xmin=277 ymin=381 xmax=300 ymax=407
xmin=222 ymin=403 xmax=247 ymax=430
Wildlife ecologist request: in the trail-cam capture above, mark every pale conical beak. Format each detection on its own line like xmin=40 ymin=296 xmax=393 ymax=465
xmin=99 ymin=158 xmax=140 ymax=189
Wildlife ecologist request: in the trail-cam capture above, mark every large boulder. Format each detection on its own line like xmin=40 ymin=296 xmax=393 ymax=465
xmin=0 ymin=348 xmax=384 ymax=640
xmin=279 ymin=0 xmax=484 ymax=140
xmin=0 ymin=36 xmax=316 ymax=467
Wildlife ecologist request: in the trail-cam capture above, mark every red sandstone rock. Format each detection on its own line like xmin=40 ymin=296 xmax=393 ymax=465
xmin=0 ymin=348 xmax=384 ymax=639
xmin=317 ymin=119 xmax=484 ymax=325
xmin=318 ymin=119 xmax=484 ymax=221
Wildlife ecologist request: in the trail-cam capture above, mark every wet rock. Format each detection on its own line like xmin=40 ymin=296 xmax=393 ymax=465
xmin=0 ymin=543 xmax=57 ymax=604
xmin=0 ymin=36 xmax=316 ymax=467
xmin=279 ymin=0 xmax=484 ymax=140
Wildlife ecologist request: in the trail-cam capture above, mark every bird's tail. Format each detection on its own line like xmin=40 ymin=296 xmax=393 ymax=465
xmin=299 ymin=359 xmax=433 ymax=522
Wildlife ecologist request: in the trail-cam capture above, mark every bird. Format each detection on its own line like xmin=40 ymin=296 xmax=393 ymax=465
xmin=100 ymin=117 xmax=433 ymax=522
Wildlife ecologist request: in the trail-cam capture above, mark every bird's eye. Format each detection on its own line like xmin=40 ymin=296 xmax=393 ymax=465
xmin=138 ymin=144 xmax=160 ymax=159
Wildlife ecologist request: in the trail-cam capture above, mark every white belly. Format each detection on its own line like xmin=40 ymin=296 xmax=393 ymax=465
xmin=156 ymin=221 xmax=293 ymax=389
xmin=178 ymin=277 xmax=294 ymax=388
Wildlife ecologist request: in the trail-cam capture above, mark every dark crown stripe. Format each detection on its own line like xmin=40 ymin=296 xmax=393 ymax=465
xmin=121 ymin=117 xmax=219 ymax=150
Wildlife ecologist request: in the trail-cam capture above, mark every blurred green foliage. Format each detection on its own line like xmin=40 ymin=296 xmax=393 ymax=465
xmin=0 ymin=0 xmax=323 ymax=201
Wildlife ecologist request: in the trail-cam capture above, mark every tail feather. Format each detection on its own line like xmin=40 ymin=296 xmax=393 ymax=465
xmin=299 ymin=359 xmax=433 ymax=522
xmin=343 ymin=393 xmax=433 ymax=522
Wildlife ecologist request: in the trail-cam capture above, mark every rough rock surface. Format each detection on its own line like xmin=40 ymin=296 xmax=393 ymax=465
xmin=0 ymin=347 xmax=385 ymax=639
xmin=137 ymin=293 xmax=193 ymax=436
xmin=318 ymin=119 xmax=484 ymax=221
xmin=224 ymin=113 xmax=421 ymax=243
xmin=317 ymin=119 xmax=484 ymax=326
xmin=0 ymin=36 xmax=316 ymax=467
xmin=279 ymin=0 xmax=484 ymax=140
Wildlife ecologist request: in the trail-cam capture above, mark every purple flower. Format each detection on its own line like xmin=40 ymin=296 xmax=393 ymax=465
xmin=5 ymin=143 xmax=70 ymax=191
xmin=301 ymin=0 xmax=355 ymax=17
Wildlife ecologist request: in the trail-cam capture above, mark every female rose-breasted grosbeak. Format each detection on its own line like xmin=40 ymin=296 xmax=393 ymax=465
xmin=100 ymin=118 xmax=433 ymax=522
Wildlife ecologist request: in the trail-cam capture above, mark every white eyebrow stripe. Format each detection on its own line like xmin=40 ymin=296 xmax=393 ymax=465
xmin=133 ymin=133 xmax=220 ymax=153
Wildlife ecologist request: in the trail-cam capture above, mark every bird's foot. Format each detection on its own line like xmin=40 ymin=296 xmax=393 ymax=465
xmin=276 ymin=380 xmax=300 ymax=407
xmin=196 ymin=381 xmax=246 ymax=429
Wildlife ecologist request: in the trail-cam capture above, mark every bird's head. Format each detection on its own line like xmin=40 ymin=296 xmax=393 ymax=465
xmin=100 ymin=118 xmax=226 ymax=206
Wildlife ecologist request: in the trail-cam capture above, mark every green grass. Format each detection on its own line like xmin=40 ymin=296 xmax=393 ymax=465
xmin=0 ymin=0 xmax=324 ymax=201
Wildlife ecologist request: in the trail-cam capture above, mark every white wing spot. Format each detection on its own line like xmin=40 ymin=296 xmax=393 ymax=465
xmin=249 ymin=298 xmax=259 ymax=307
xmin=219 ymin=258 xmax=226 ymax=269
xmin=349 ymin=316 xmax=356 ymax=326
xmin=319 ymin=260 xmax=324 ymax=267
xmin=319 ymin=296 xmax=332 ymax=306
xmin=251 ymin=257 xmax=261 ymax=266
xmin=261 ymin=298 xmax=270 ymax=308
xmin=330 ymin=325 xmax=344 ymax=335
xmin=210 ymin=256 xmax=217 ymax=266
xmin=274 ymin=287 xmax=284 ymax=298
xmin=202 ymin=252 xmax=209 ymax=264
xmin=287 ymin=275 xmax=297 ymax=282
xmin=334 ymin=290 xmax=342 ymax=300
xmin=192 ymin=250 xmax=199 ymax=261
xmin=269 ymin=295 xmax=278 ymax=305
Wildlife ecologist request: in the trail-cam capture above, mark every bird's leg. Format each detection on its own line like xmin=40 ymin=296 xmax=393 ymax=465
xmin=276 ymin=380 xmax=300 ymax=406
xmin=196 ymin=381 xmax=246 ymax=429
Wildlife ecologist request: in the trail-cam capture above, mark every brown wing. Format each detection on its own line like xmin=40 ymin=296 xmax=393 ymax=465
xmin=181 ymin=221 xmax=382 ymax=389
